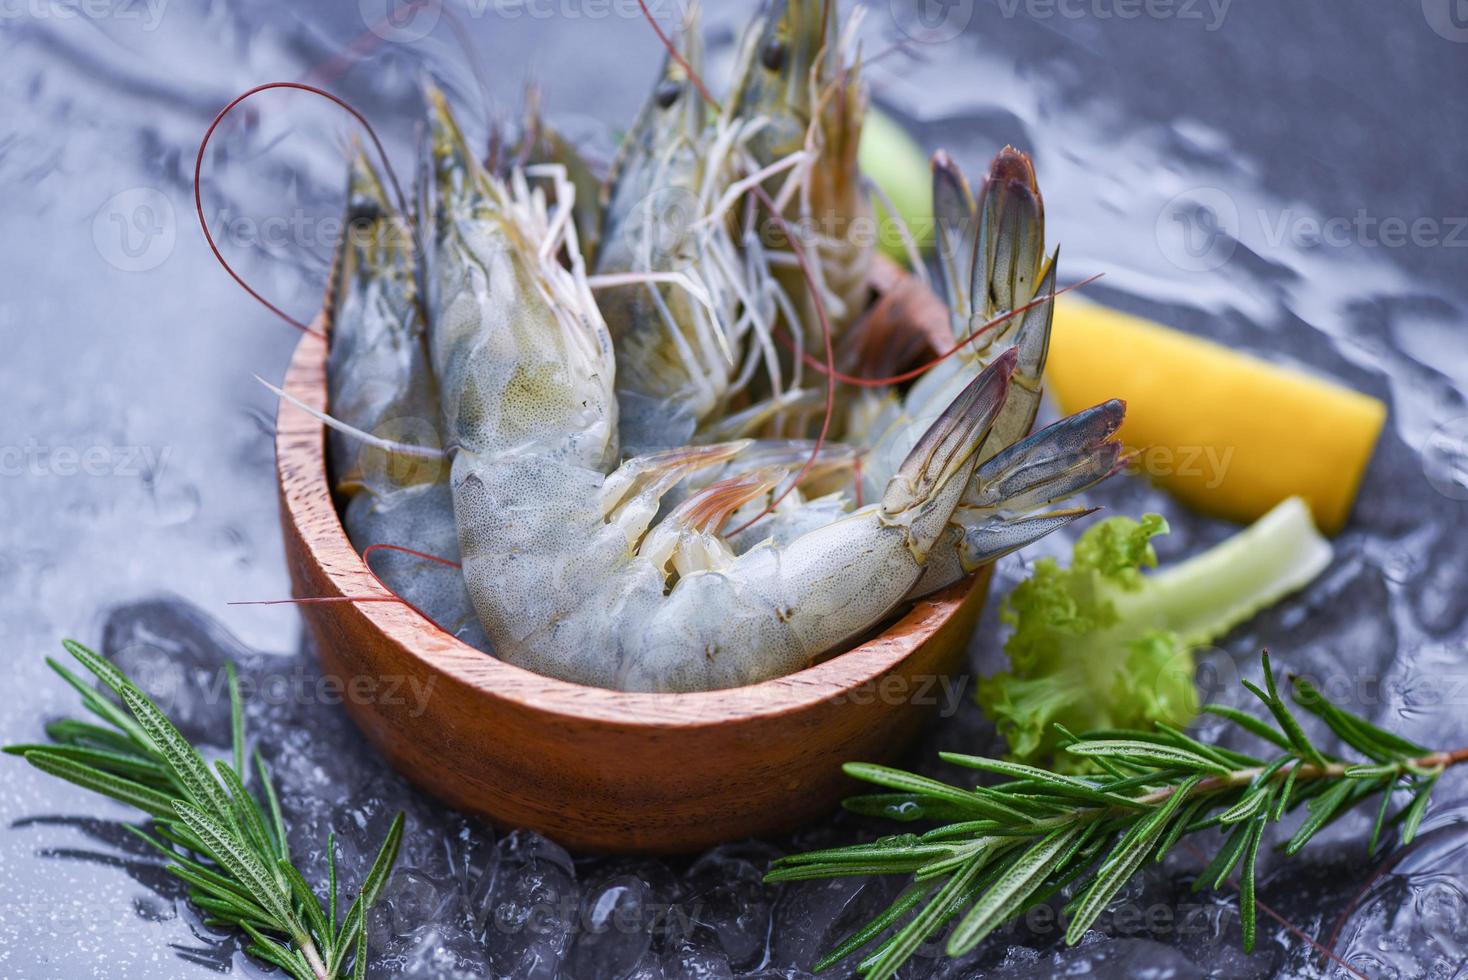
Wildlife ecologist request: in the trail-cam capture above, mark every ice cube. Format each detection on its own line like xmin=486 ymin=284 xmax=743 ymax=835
xmin=564 ymin=874 xmax=653 ymax=980
xmin=769 ymin=876 xmax=901 ymax=974
xmin=684 ymin=843 xmax=779 ymax=970
xmin=479 ymin=830 xmax=579 ymax=979
xmin=662 ymin=937 xmax=734 ymax=979
xmin=100 ymin=596 xmax=258 ymax=745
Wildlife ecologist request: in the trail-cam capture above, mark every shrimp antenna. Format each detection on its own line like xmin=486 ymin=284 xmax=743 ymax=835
xmin=635 ymin=0 xmax=720 ymax=111
xmin=230 ymin=544 xmax=460 ymax=620
xmin=361 ymin=542 xmax=462 ymax=570
xmin=252 ymin=374 xmax=446 ymax=460
xmin=194 ymin=81 xmax=409 ymax=335
xmin=357 ymin=544 xmax=461 ymax=626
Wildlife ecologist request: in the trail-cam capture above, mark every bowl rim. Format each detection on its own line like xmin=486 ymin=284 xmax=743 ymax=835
xmin=276 ymin=297 xmax=977 ymax=732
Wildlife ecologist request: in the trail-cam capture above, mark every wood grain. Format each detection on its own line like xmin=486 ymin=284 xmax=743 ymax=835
xmin=275 ymin=265 xmax=993 ymax=853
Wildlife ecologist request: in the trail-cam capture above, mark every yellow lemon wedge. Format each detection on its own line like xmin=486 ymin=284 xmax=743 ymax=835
xmin=1048 ymin=297 xmax=1387 ymax=534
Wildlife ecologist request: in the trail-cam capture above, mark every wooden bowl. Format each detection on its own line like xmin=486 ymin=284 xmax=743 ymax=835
xmin=275 ymin=256 xmax=993 ymax=853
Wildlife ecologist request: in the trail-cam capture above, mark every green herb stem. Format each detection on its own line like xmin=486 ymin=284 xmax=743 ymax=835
xmin=770 ymin=653 xmax=1466 ymax=980
xmin=7 ymin=641 xmax=405 ymax=980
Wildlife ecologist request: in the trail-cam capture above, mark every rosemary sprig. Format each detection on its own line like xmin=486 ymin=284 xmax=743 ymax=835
xmin=768 ymin=653 xmax=1467 ymax=979
xmin=6 ymin=640 xmax=404 ymax=980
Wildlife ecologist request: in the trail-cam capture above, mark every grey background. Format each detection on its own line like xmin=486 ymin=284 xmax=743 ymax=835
xmin=2 ymin=0 xmax=1467 ymax=977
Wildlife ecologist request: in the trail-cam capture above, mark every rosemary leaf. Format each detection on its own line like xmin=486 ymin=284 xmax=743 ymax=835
xmin=1400 ymin=773 xmax=1440 ymax=846
xmin=228 ymin=662 xmax=246 ymax=777
xmin=950 ymin=825 xmax=1081 ymax=954
xmin=255 ymin=750 xmax=291 ymax=861
xmin=1201 ymin=703 xmax=1292 ymax=750
xmin=1063 ymin=739 xmax=1231 ymax=775
xmin=22 ymin=749 xmax=178 ymax=819
xmin=864 ymin=852 xmax=988 ymax=980
xmin=1066 ymin=774 xmax=1200 ymax=943
xmin=8 ymin=640 xmax=404 ymax=980
xmin=845 ymin=763 xmax=1033 ymax=823
xmin=771 ymin=653 xmax=1468 ymax=977
xmin=1283 ymin=778 xmax=1355 ymax=855
xmin=1239 ymin=816 xmax=1265 ymax=953
xmin=813 ymin=881 xmax=933 ymax=972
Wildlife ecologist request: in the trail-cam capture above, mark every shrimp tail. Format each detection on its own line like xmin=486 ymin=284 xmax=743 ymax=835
xmin=972 ymin=145 xmax=1045 ymax=323
xmin=977 ymin=255 xmax=1057 ymax=462
xmin=959 ymin=507 xmax=1100 ymax=569
xmin=881 ymin=347 xmax=1016 ymax=554
xmin=969 ymin=398 xmax=1127 ymax=511
xmin=931 ymin=149 xmax=978 ymax=326
xmin=957 ymin=398 xmax=1128 ymax=571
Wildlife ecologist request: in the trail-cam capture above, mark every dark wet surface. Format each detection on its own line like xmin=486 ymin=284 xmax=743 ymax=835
xmin=3 ymin=1 xmax=1467 ymax=977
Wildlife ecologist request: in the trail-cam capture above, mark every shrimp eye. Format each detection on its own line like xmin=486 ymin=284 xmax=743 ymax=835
xmin=655 ymin=80 xmax=682 ymax=109
xmin=347 ymin=201 xmax=383 ymax=226
xmin=760 ymin=37 xmax=787 ymax=72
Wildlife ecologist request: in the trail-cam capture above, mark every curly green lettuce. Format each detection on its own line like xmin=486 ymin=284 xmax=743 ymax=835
xmin=977 ymin=498 xmax=1333 ymax=769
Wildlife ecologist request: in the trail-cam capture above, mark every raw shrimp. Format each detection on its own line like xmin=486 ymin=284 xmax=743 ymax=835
xmin=426 ymin=93 xmax=1012 ymax=692
xmin=593 ymin=21 xmax=737 ymax=455
xmin=324 ymin=152 xmax=490 ymax=650
xmin=593 ymin=10 xmax=799 ymax=456
xmin=728 ymin=0 xmax=873 ymax=346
